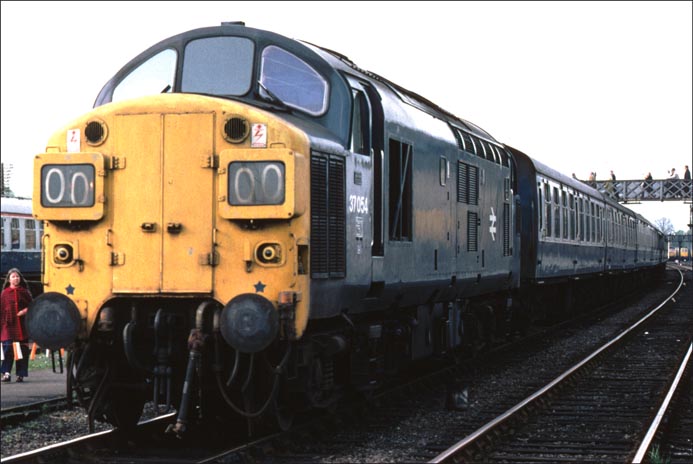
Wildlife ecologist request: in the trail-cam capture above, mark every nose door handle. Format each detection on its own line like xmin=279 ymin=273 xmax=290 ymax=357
xmin=167 ymin=223 xmax=182 ymax=234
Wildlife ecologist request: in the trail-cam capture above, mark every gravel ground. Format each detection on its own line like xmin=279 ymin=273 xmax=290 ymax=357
xmin=1 ymin=408 xmax=111 ymax=458
xmin=271 ymin=281 xmax=675 ymax=463
xmin=0 ymin=277 xmax=674 ymax=461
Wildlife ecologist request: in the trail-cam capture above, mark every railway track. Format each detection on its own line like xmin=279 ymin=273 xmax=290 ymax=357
xmin=195 ymin=270 xmax=690 ymax=463
xmin=634 ymin=342 xmax=692 ymax=464
xmin=3 ymin=269 xmax=688 ymax=463
xmin=1 ymin=398 xmax=69 ymax=427
xmin=433 ymin=267 xmax=692 ymax=463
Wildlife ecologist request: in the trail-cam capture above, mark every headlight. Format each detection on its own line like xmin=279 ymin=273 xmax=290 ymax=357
xmin=53 ymin=244 xmax=73 ymax=264
xmin=228 ymin=161 xmax=285 ymax=205
xmin=41 ymin=164 xmax=95 ymax=207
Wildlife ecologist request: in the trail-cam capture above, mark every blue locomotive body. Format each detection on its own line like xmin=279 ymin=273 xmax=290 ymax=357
xmin=25 ymin=22 xmax=667 ymax=433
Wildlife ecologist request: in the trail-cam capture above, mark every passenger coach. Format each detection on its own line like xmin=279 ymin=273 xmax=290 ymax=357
xmin=1 ymin=197 xmax=42 ymax=286
xmin=510 ymin=146 xmax=666 ymax=319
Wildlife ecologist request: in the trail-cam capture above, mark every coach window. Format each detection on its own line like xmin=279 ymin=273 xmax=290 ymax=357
xmin=112 ymin=49 xmax=177 ymax=103
xmin=561 ymin=190 xmax=568 ymax=239
xmin=569 ymin=194 xmax=576 ymax=240
xmin=11 ymin=218 xmax=20 ymax=249
xmin=591 ymin=203 xmax=597 ymax=242
xmin=586 ymin=200 xmax=592 ymax=242
xmin=25 ymin=220 xmax=37 ymax=250
xmin=553 ymin=187 xmax=560 ymax=239
xmin=537 ymin=184 xmax=543 ymax=234
xmin=544 ymin=183 xmax=552 ymax=238
xmin=622 ymin=215 xmax=627 ymax=245
xmin=578 ymin=198 xmax=585 ymax=242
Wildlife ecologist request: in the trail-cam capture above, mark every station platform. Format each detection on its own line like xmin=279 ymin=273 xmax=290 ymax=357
xmin=0 ymin=367 xmax=66 ymax=410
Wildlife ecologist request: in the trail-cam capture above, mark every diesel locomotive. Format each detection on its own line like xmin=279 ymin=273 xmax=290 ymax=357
xmin=27 ymin=22 xmax=667 ymax=433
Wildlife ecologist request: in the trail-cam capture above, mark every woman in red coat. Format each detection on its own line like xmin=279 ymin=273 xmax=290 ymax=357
xmin=1 ymin=268 xmax=33 ymax=382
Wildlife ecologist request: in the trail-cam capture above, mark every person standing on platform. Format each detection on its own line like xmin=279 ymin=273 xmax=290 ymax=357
xmin=684 ymin=165 xmax=691 ymax=196
xmin=1 ymin=268 xmax=33 ymax=383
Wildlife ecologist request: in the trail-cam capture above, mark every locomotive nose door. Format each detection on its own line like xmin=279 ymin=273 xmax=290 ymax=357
xmin=112 ymin=112 xmax=215 ymax=293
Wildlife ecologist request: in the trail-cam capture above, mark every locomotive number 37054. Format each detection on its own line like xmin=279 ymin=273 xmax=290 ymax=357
xmin=348 ymin=195 xmax=369 ymax=214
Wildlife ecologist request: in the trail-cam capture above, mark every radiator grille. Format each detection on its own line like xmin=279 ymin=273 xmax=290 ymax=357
xmin=467 ymin=211 xmax=478 ymax=252
xmin=457 ymin=161 xmax=478 ymax=205
xmin=503 ymin=203 xmax=511 ymax=256
xmin=311 ymin=152 xmax=345 ymax=278
xmin=457 ymin=162 xmax=468 ymax=204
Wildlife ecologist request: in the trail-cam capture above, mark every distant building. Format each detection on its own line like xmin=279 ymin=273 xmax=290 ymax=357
xmin=1 ymin=162 xmax=14 ymax=197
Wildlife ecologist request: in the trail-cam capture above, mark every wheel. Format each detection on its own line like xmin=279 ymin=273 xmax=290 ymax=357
xmin=108 ymin=386 xmax=147 ymax=431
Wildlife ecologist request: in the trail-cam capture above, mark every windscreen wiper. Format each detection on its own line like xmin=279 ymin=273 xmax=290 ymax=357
xmin=257 ymin=81 xmax=292 ymax=113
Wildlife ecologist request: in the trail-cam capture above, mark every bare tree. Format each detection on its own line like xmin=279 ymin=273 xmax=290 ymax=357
xmin=654 ymin=217 xmax=675 ymax=235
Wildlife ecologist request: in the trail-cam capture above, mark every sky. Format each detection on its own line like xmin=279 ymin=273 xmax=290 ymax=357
xmin=2 ymin=1 xmax=691 ymax=232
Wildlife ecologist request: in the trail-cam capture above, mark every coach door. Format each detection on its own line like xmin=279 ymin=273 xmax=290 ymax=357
xmin=112 ymin=113 xmax=215 ymax=293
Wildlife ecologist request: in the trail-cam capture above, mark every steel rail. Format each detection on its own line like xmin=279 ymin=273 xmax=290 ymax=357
xmin=0 ymin=412 xmax=176 ymax=463
xmin=430 ymin=269 xmax=684 ymax=463
xmin=632 ymin=341 xmax=693 ymax=463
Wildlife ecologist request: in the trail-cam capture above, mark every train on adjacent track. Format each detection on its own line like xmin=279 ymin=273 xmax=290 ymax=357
xmin=1 ymin=196 xmax=43 ymax=295
xmin=26 ymin=22 xmax=667 ymax=434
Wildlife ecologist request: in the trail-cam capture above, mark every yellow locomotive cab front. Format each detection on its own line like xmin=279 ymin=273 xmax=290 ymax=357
xmin=29 ymin=94 xmax=312 ymax=354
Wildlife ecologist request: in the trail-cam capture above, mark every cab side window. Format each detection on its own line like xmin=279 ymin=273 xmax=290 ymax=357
xmin=351 ymin=90 xmax=371 ymax=155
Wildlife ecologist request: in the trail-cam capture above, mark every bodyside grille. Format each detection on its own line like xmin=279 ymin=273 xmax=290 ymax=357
xmin=467 ymin=211 xmax=478 ymax=252
xmin=457 ymin=161 xmax=478 ymax=205
xmin=311 ymin=152 xmax=345 ymax=278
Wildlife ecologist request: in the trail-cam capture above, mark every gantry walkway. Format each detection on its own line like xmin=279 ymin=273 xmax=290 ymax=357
xmin=590 ymin=178 xmax=692 ymax=203
xmin=590 ymin=178 xmax=692 ymax=252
